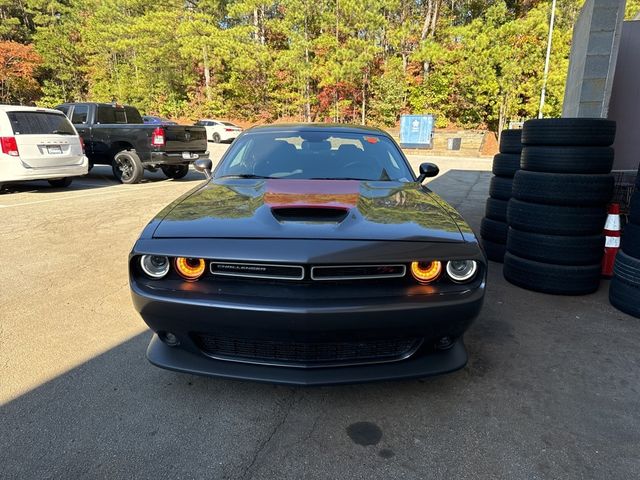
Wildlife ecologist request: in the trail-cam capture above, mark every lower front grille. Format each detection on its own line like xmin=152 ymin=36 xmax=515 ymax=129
xmin=192 ymin=334 xmax=422 ymax=367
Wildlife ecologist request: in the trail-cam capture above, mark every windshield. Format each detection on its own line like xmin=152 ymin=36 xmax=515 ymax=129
xmin=215 ymin=131 xmax=413 ymax=181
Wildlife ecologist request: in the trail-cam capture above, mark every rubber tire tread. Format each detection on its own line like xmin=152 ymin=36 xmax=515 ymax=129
xmin=480 ymin=217 xmax=508 ymax=243
xmin=507 ymin=199 xmax=607 ymax=236
xmin=512 ymin=171 xmax=614 ymax=207
xmin=520 ymin=146 xmax=614 ymax=174
xmin=609 ymin=277 xmax=640 ymax=318
xmin=485 ymin=198 xmax=508 ymax=222
xmin=481 ymin=238 xmax=506 ymax=263
xmin=507 ymin=227 xmax=604 ymax=266
xmin=499 ymin=130 xmax=523 ymax=154
xmin=489 ymin=176 xmax=513 ymax=200
xmin=621 ymin=222 xmax=640 ymax=259
xmin=521 ymin=118 xmax=616 ymax=147
xmin=492 ymin=153 xmax=520 ymax=177
xmin=503 ymin=252 xmax=601 ymax=295
xmin=613 ymin=251 xmax=640 ymax=286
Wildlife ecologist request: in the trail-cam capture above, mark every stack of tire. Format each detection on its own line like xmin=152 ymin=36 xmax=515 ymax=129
xmin=610 ymin=169 xmax=640 ymax=317
xmin=504 ymin=118 xmax=616 ymax=295
xmin=480 ymin=130 xmax=522 ymax=262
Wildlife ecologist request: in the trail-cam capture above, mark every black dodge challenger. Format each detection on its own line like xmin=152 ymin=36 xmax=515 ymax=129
xmin=130 ymin=124 xmax=486 ymax=385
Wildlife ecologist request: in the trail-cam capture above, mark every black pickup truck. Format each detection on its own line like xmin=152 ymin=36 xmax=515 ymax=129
xmin=56 ymin=102 xmax=209 ymax=184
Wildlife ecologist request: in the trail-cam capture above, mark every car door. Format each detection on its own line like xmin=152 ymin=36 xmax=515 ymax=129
xmin=7 ymin=110 xmax=84 ymax=168
xmin=70 ymin=104 xmax=92 ymax=155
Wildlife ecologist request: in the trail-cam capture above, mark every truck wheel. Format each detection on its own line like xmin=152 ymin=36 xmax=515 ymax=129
xmin=48 ymin=178 xmax=73 ymax=188
xmin=161 ymin=164 xmax=190 ymax=179
xmin=212 ymin=133 xmax=221 ymax=143
xmin=112 ymin=150 xmax=144 ymax=184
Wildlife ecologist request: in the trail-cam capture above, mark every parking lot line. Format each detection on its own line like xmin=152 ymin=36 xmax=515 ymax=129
xmin=0 ymin=179 xmax=194 ymax=208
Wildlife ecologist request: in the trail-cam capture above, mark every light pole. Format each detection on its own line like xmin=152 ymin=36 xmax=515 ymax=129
xmin=538 ymin=0 xmax=557 ymax=119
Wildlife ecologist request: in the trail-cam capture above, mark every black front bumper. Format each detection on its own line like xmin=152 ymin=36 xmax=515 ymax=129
xmin=131 ymin=280 xmax=485 ymax=385
xmin=146 ymin=334 xmax=469 ymax=385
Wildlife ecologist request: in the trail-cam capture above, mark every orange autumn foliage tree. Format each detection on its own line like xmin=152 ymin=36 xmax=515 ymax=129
xmin=0 ymin=41 xmax=42 ymax=104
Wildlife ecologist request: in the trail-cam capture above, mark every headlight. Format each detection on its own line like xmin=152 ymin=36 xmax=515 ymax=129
xmin=175 ymin=257 xmax=206 ymax=280
xmin=410 ymin=261 xmax=442 ymax=284
xmin=140 ymin=255 xmax=170 ymax=279
xmin=446 ymin=260 xmax=478 ymax=283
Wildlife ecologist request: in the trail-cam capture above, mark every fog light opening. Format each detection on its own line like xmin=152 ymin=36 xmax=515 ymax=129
xmin=435 ymin=336 xmax=454 ymax=351
xmin=160 ymin=331 xmax=180 ymax=347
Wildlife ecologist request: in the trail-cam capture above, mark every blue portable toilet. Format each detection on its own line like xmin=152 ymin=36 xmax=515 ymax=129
xmin=399 ymin=115 xmax=434 ymax=149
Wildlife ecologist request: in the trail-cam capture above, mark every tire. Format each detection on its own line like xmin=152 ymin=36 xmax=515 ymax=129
xmin=492 ymin=153 xmax=520 ymax=178
xmin=112 ymin=150 xmax=144 ymax=184
xmin=507 ymin=227 xmax=605 ymax=266
xmin=507 ymin=199 xmax=607 ymax=236
xmin=614 ymin=250 xmax=640 ymax=285
xmin=609 ymin=277 xmax=640 ymax=318
xmin=480 ymin=217 xmax=508 ymax=243
xmin=485 ymin=198 xmax=508 ymax=222
xmin=499 ymin=130 xmax=523 ymax=154
xmin=521 ymin=118 xmax=616 ymax=147
xmin=520 ymin=146 xmax=614 ymax=174
xmin=503 ymin=252 xmax=601 ymax=295
xmin=622 ymin=223 xmax=640 ymax=258
xmin=212 ymin=133 xmax=221 ymax=143
xmin=161 ymin=164 xmax=190 ymax=179
xmin=47 ymin=178 xmax=73 ymax=188
xmin=512 ymin=171 xmax=614 ymax=207
xmin=629 ymin=194 xmax=640 ymax=225
xmin=481 ymin=238 xmax=506 ymax=263
xmin=489 ymin=176 xmax=513 ymax=200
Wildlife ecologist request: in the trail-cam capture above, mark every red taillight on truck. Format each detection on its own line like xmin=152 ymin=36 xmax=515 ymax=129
xmin=0 ymin=137 xmax=19 ymax=156
xmin=151 ymin=127 xmax=165 ymax=147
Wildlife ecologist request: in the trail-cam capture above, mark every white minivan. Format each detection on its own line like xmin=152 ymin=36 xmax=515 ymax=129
xmin=0 ymin=105 xmax=88 ymax=189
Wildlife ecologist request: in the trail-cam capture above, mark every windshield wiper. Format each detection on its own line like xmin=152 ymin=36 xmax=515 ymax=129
xmin=309 ymin=177 xmax=370 ymax=181
xmin=218 ymin=174 xmax=275 ymax=179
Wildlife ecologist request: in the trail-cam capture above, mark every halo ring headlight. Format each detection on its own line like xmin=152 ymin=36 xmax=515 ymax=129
xmin=410 ymin=261 xmax=442 ymax=284
xmin=175 ymin=257 xmax=206 ymax=280
xmin=140 ymin=255 xmax=170 ymax=279
xmin=446 ymin=260 xmax=478 ymax=283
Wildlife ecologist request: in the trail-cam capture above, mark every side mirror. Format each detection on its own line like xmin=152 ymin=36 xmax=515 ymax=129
xmin=194 ymin=158 xmax=213 ymax=179
xmin=417 ymin=162 xmax=439 ymax=183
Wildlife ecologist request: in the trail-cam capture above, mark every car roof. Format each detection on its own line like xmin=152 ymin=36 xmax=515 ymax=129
xmin=245 ymin=123 xmax=389 ymax=136
xmin=0 ymin=105 xmax=65 ymax=114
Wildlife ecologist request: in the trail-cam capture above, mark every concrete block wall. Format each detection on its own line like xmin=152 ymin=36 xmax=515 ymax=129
xmin=563 ymin=0 xmax=626 ymax=118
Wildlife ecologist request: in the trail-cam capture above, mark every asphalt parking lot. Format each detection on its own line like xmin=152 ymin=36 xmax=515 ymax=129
xmin=1 ymin=148 xmax=639 ymax=479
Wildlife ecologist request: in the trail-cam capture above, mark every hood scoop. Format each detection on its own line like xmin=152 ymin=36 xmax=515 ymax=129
xmin=271 ymin=206 xmax=349 ymax=223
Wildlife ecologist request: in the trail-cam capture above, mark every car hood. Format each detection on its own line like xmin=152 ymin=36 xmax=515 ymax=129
xmin=152 ymin=179 xmax=465 ymax=242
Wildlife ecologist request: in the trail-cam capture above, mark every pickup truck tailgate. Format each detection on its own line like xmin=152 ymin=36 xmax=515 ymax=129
xmin=164 ymin=126 xmax=207 ymax=153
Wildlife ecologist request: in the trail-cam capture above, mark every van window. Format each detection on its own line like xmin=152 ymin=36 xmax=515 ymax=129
xmin=7 ymin=111 xmax=76 ymax=135
xmin=71 ymin=105 xmax=89 ymax=124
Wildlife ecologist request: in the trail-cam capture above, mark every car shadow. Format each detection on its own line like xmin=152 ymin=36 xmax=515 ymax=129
xmin=0 ymin=330 xmax=470 ymax=478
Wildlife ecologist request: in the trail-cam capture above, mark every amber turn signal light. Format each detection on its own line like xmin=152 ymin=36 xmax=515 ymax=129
xmin=175 ymin=257 xmax=206 ymax=280
xmin=410 ymin=261 xmax=442 ymax=284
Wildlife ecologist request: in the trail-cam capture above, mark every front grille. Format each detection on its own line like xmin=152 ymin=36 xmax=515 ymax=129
xmin=311 ymin=264 xmax=406 ymax=281
xmin=210 ymin=262 xmax=304 ymax=280
xmin=192 ymin=334 xmax=422 ymax=367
